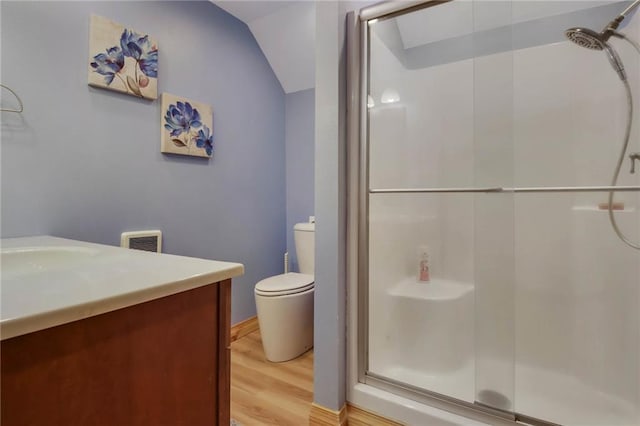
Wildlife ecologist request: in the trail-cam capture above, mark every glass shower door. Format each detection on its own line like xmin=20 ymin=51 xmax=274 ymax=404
xmin=361 ymin=1 xmax=640 ymax=425
xmin=471 ymin=0 xmax=516 ymax=414
xmin=364 ymin=0 xmax=516 ymax=417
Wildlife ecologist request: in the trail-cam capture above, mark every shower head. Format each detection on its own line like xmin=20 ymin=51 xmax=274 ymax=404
xmin=564 ymin=0 xmax=640 ymax=80
xmin=565 ymin=27 xmax=607 ymax=50
xmin=565 ymin=27 xmax=627 ymax=81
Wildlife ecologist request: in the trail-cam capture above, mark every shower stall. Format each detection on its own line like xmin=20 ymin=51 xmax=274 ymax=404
xmin=346 ymin=1 xmax=640 ymax=425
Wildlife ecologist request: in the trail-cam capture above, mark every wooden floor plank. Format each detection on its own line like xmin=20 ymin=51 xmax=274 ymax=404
xmin=231 ymin=330 xmax=313 ymax=425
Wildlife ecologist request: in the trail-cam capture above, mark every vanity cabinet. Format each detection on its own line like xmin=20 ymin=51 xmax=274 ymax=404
xmin=1 ymin=280 xmax=231 ymax=426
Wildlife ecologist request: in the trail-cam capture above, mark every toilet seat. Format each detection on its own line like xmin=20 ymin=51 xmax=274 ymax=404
xmin=255 ymin=272 xmax=314 ymax=297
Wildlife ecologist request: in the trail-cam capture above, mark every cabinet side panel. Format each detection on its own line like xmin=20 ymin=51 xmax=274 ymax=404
xmin=218 ymin=279 xmax=232 ymax=425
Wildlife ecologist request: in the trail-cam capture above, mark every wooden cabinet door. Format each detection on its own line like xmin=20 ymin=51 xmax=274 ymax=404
xmin=2 ymin=282 xmax=229 ymax=426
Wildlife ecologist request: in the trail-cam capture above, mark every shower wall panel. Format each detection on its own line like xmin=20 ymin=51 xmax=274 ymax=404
xmin=511 ymin=17 xmax=640 ymax=425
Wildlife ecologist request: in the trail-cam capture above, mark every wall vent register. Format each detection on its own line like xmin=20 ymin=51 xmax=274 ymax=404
xmin=120 ymin=230 xmax=162 ymax=253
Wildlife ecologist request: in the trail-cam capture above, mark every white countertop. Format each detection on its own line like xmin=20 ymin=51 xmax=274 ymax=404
xmin=0 ymin=236 xmax=244 ymax=340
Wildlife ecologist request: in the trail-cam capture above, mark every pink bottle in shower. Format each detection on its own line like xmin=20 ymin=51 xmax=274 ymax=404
xmin=418 ymin=246 xmax=430 ymax=282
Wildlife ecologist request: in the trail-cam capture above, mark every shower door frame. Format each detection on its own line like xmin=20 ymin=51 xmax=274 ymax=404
xmin=347 ymin=1 xmax=640 ymax=425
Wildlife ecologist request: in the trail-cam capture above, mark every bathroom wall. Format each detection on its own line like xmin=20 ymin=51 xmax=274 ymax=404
xmin=313 ymin=1 xmax=348 ymax=411
xmin=285 ymin=88 xmax=315 ymax=272
xmin=312 ymin=0 xmax=377 ymax=411
xmin=0 ymin=1 xmax=286 ymax=324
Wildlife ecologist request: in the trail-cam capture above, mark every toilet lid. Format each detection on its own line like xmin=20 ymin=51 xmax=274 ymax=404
xmin=255 ymin=272 xmax=314 ymax=296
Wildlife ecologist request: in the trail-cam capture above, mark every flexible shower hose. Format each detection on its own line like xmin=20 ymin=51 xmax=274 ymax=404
xmin=608 ymin=33 xmax=640 ymax=249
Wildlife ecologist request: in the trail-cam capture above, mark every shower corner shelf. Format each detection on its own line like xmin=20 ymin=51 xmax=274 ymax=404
xmin=0 ymin=84 xmax=24 ymax=113
xmin=388 ymin=278 xmax=473 ymax=302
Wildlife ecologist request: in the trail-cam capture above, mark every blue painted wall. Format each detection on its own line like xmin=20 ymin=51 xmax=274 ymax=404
xmin=313 ymin=1 xmax=347 ymax=411
xmin=285 ymin=88 xmax=315 ymax=272
xmin=0 ymin=1 xmax=286 ymax=324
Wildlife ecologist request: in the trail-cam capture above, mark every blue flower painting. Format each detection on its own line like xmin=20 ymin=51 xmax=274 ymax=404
xmin=195 ymin=126 xmax=214 ymax=156
xmin=161 ymin=93 xmax=214 ymax=158
xmin=164 ymin=102 xmax=202 ymax=137
xmin=88 ymin=15 xmax=158 ymax=100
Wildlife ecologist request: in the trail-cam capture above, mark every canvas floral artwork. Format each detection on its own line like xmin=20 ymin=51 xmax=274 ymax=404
xmin=161 ymin=93 xmax=214 ymax=158
xmin=88 ymin=15 xmax=158 ymax=100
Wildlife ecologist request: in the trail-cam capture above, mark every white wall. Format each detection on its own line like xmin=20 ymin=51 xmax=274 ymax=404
xmin=511 ymin=30 xmax=640 ymax=425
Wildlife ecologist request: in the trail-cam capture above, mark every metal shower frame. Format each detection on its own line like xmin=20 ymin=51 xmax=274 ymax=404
xmin=346 ymin=1 xmax=640 ymax=425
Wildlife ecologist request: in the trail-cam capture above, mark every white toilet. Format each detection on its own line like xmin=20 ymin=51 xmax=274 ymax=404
xmin=254 ymin=222 xmax=314 ymax=362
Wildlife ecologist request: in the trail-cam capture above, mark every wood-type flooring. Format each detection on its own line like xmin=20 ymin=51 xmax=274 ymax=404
xmin=231 ymin=330 xmax=314 ymax=425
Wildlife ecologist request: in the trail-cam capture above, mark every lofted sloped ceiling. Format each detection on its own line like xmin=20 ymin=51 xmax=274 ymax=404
xmin=212 ymin=1 xmax=631 ymax=91
xmin=213 ymin=1 xmax=316 ymax=94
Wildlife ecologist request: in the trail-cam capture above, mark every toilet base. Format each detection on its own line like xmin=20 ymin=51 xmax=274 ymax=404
xmin=255 ymin=288 xmax=314 ymax=362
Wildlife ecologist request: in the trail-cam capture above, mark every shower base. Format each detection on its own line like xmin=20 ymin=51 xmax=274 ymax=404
xmin=516 ymin=364 xmax=637 ymax=426
xmin=372 ymin=362 xmax=638 ymax=425
xmin=377 ymin=361 xmax=474 ymax=403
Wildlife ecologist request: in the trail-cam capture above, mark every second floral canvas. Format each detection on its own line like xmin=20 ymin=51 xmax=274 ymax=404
xmin=88 ymin=15 xmax=158 ymax=99
xmin=161 ymin=93 xmax=214 ymax=158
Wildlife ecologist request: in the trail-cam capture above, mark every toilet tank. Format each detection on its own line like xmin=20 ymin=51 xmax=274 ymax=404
xmin=294 ymin=223 xmax=315 ymax=275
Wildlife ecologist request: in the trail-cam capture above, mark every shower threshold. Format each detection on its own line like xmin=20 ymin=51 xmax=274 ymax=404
xmin=365 ymin=363 xmax=638 ymax=426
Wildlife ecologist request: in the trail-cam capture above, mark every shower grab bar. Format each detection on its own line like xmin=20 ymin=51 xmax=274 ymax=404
xmin=370 ymin=185 xmax=640 ymax=194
